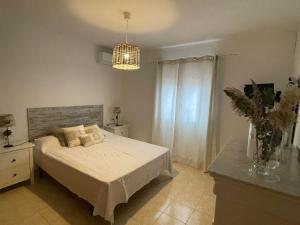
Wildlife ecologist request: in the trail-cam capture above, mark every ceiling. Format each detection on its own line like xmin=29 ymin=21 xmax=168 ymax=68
xmin=2 ymin=0 xmax=300 ymax=48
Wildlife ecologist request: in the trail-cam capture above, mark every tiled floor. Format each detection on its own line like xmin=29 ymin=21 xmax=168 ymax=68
xmin=0 ymin=163 xmax=215 ymax=225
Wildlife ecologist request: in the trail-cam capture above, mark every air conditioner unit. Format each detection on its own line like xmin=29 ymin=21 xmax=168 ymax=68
xmin=98 ymin=51 xmax=112 ymax=65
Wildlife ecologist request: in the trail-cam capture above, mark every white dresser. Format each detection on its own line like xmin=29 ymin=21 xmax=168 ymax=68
xmin=0 ymin=142 xmax=34 ymax=189
xmin=104 ymin=124 xmax=129 ymax=137
xmin=209 ymin=140 xmax=300 ymax=225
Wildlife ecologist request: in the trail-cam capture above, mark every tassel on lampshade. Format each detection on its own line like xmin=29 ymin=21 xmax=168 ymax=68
xmin=113 ymin=107 xmax=121 ymax=126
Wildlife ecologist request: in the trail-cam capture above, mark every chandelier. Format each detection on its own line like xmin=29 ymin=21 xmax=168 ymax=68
xmin=112 ymin=12 xmax=140 ymax=70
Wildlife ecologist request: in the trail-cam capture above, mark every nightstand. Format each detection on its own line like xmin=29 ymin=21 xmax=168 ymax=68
xmin=0 ymin=142 xmax=35 ymax=189
xmin=104 ymin=124 xmax=129 ymax=137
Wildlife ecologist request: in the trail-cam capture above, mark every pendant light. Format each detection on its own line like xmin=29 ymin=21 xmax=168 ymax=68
xmin=112 ymin=12 xmax=140 ymax=70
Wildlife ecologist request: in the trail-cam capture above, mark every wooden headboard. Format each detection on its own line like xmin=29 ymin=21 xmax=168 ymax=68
xmin=27 ymin=105 xmax=103 ymax=141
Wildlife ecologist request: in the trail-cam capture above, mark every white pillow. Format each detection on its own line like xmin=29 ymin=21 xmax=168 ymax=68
xmin=84 ymin=124 xmax=104 ymax=143
xmin=80 ymin=134 xmax=96 ymax=147
xmin=62 ymin=125 xmax=86 ymax=147
xmin=34 ymin=136 xmax=61 ymax=153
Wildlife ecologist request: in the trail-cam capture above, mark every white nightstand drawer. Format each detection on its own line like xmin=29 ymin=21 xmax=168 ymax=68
xmin=0 ymin=149 xmax=29 ymax=170
xmin=115 ymin=129 xmax=128 ymax=137
xmin=104 ymin=124 xmax=129 ymax=137
xmin=0 ymin=165 xmax=30 ymax=189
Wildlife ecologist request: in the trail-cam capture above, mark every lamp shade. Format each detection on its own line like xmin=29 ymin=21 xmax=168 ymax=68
xmin=0 ymin=114 xmax=15 ymax=127
xmin=113 ymin=107 xmax=121 ymax=114
xmin=112 ymin=43 xmax=140 ymax=70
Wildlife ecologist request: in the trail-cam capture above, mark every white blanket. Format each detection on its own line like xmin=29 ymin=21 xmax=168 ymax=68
xmin=34 ymin=131 xmax=172 ymax=223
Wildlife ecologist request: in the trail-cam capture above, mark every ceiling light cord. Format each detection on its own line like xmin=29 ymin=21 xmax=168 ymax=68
xmin=125 ymin=18 xmax=128 ymax=43
xmin=123 ymin=11 xmax=131 ymax=44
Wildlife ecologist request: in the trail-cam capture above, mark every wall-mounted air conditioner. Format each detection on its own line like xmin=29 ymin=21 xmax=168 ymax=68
xmin=98 ymin=51 xmax=112 ymax=65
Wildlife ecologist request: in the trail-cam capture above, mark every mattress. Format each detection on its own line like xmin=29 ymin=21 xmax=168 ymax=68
xmin=34 ymin=131 xmax=172 ymax=223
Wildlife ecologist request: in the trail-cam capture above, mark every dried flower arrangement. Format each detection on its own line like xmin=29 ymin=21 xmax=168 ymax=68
xmin=224 ymin=80 xmax=300 ymax=163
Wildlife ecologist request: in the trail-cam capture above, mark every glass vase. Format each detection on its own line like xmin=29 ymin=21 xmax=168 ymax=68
xmin=248 ymin=125 xmax=281 ymax=182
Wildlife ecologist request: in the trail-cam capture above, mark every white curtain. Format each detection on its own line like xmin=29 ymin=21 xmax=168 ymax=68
xmin=152 ymin=56 xmax=218 ymax=170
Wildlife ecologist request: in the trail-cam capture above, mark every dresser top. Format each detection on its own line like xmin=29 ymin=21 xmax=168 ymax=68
xmin=208 ymin=140 xmax=300 ymax=198
xmin=0 ymin=142 xmax=34 ymax=154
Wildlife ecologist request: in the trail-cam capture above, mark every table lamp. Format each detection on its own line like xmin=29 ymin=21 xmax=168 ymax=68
xmin=0 ymin=114 xmax=15 ymax=148
xmin=113 ymin=107 xmax=121 ymax=126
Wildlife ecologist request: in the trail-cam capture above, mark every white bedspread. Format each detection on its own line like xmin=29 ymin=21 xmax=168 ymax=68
xmin=34 ymin=131 xmax=172 ymax=223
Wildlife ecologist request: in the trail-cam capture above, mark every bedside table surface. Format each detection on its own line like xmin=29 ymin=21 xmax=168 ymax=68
xmin=105 ymin=124 xmax=129 ymax=129
xmin=0 ymin=142 xmax=35 ymax=153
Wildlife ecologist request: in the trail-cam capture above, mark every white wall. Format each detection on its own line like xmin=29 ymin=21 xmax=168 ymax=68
xmin=0 ymin=19 xmax=123 ymax=143
xmin=122 ymin=30 xmax=296 ymax=151
xmin=120 ymin=53 xmax=156 ymax=142
xmin=0 ymin=15 xmax=296 ymax=152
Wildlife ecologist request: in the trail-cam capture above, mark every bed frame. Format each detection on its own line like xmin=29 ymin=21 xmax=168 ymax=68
xmin=27 ymin=105 xmax=104 ymax=218
xmin=26 ymin=104 xmax=172 ymax=223
xmin=27 ymin=105 xmax=103 ymax=141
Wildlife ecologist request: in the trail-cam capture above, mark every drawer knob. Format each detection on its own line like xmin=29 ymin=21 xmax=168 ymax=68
xmin=11 ymin=159 xmax=16 ymax=163
xmin=12 ymin=173 xmax=17 ymax=178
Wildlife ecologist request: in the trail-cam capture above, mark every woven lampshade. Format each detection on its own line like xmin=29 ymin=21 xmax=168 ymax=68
xmin=112 ymin=43 xmax=140 ymax=70
xmin=112 ymin=12 xmax=140 ymax=70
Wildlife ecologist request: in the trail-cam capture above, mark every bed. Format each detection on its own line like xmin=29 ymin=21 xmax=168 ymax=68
xmin=27 ymin=105 xmax=172 ymax=223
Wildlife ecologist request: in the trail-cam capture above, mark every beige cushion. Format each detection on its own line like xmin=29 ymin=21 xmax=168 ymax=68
xmin=62 ymin=125 xmax=86 ymax=147
xmin=80 ymin=134 xmax=96 ymax=147
xmin=52 ymin=128 xmax=67 ymax=146
xmin=84 ymin=124 xmax=104 ymax=143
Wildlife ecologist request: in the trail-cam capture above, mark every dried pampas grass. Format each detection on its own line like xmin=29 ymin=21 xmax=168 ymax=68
xmin=224 ymin=81 xmax=300 ymax=132
xmin=224 ymin=88 xmax=255 ymax=119
xmin=225 ymin=80 xmax=300 ymax=162
xmin=268 ymin=87 xmax=300 ymax=130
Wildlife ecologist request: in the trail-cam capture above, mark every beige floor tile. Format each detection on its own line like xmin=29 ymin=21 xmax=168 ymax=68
xmin=39 ymin=207 xmax=61 ymax=224
xmin=59 ymin=209 xmax=92 ymax=225
xmin=0 ymin=162 xmax=215 ymax=225
xmin=186 ymin=177 xmax=208 ymax=188
xmin=0 ymin=197 xmax=45 ymax=225
xmin=132 ymin=204 xmax=162 ymax=225
xmin=187 ymin=211 xmax=213 ymax=225
xmin=0 ymin=187 xmax=28 ymax=204
xmin=195 ymin=195 xmax=216 ymax=217
xmin=163 ymin=201 xmax=194 ymax=223
xmin=87 ymin=216 xmax=109 ymax=225
xmin=124 ymin=218 xmax=140 ymax=225
xmin=52 ymin=217 xmax=70 ymax=225
xmin=20 ymin=213 xmax=49 ymax=225
xmin=175 ymin=192 xmax=201 ymax=209
xmin=170 ymin=182 xmax=189 ymax=193
xmin=146 ymin=194 xmax=173 ymax=212
xmin=0 ymin=209 xmax=21 ymax=225
xmin=111 ymin=218 xmax=139 ymax=225
xmin=157 ymin=186 xmax=180 ymax=200
xmin=155 ymin=213 xmax=185 ymax=225
xmin=179 ymin=166 xmax=203 ymax=178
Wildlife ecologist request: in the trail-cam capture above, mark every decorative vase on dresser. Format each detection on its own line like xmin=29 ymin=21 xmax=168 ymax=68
xmin=104 ymin=124 xmax=129 ymax=137
xmin=224 ymin=80 xmax=300 ymax=180
xmin=0 ymin=142 xmax=35 ymax=189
